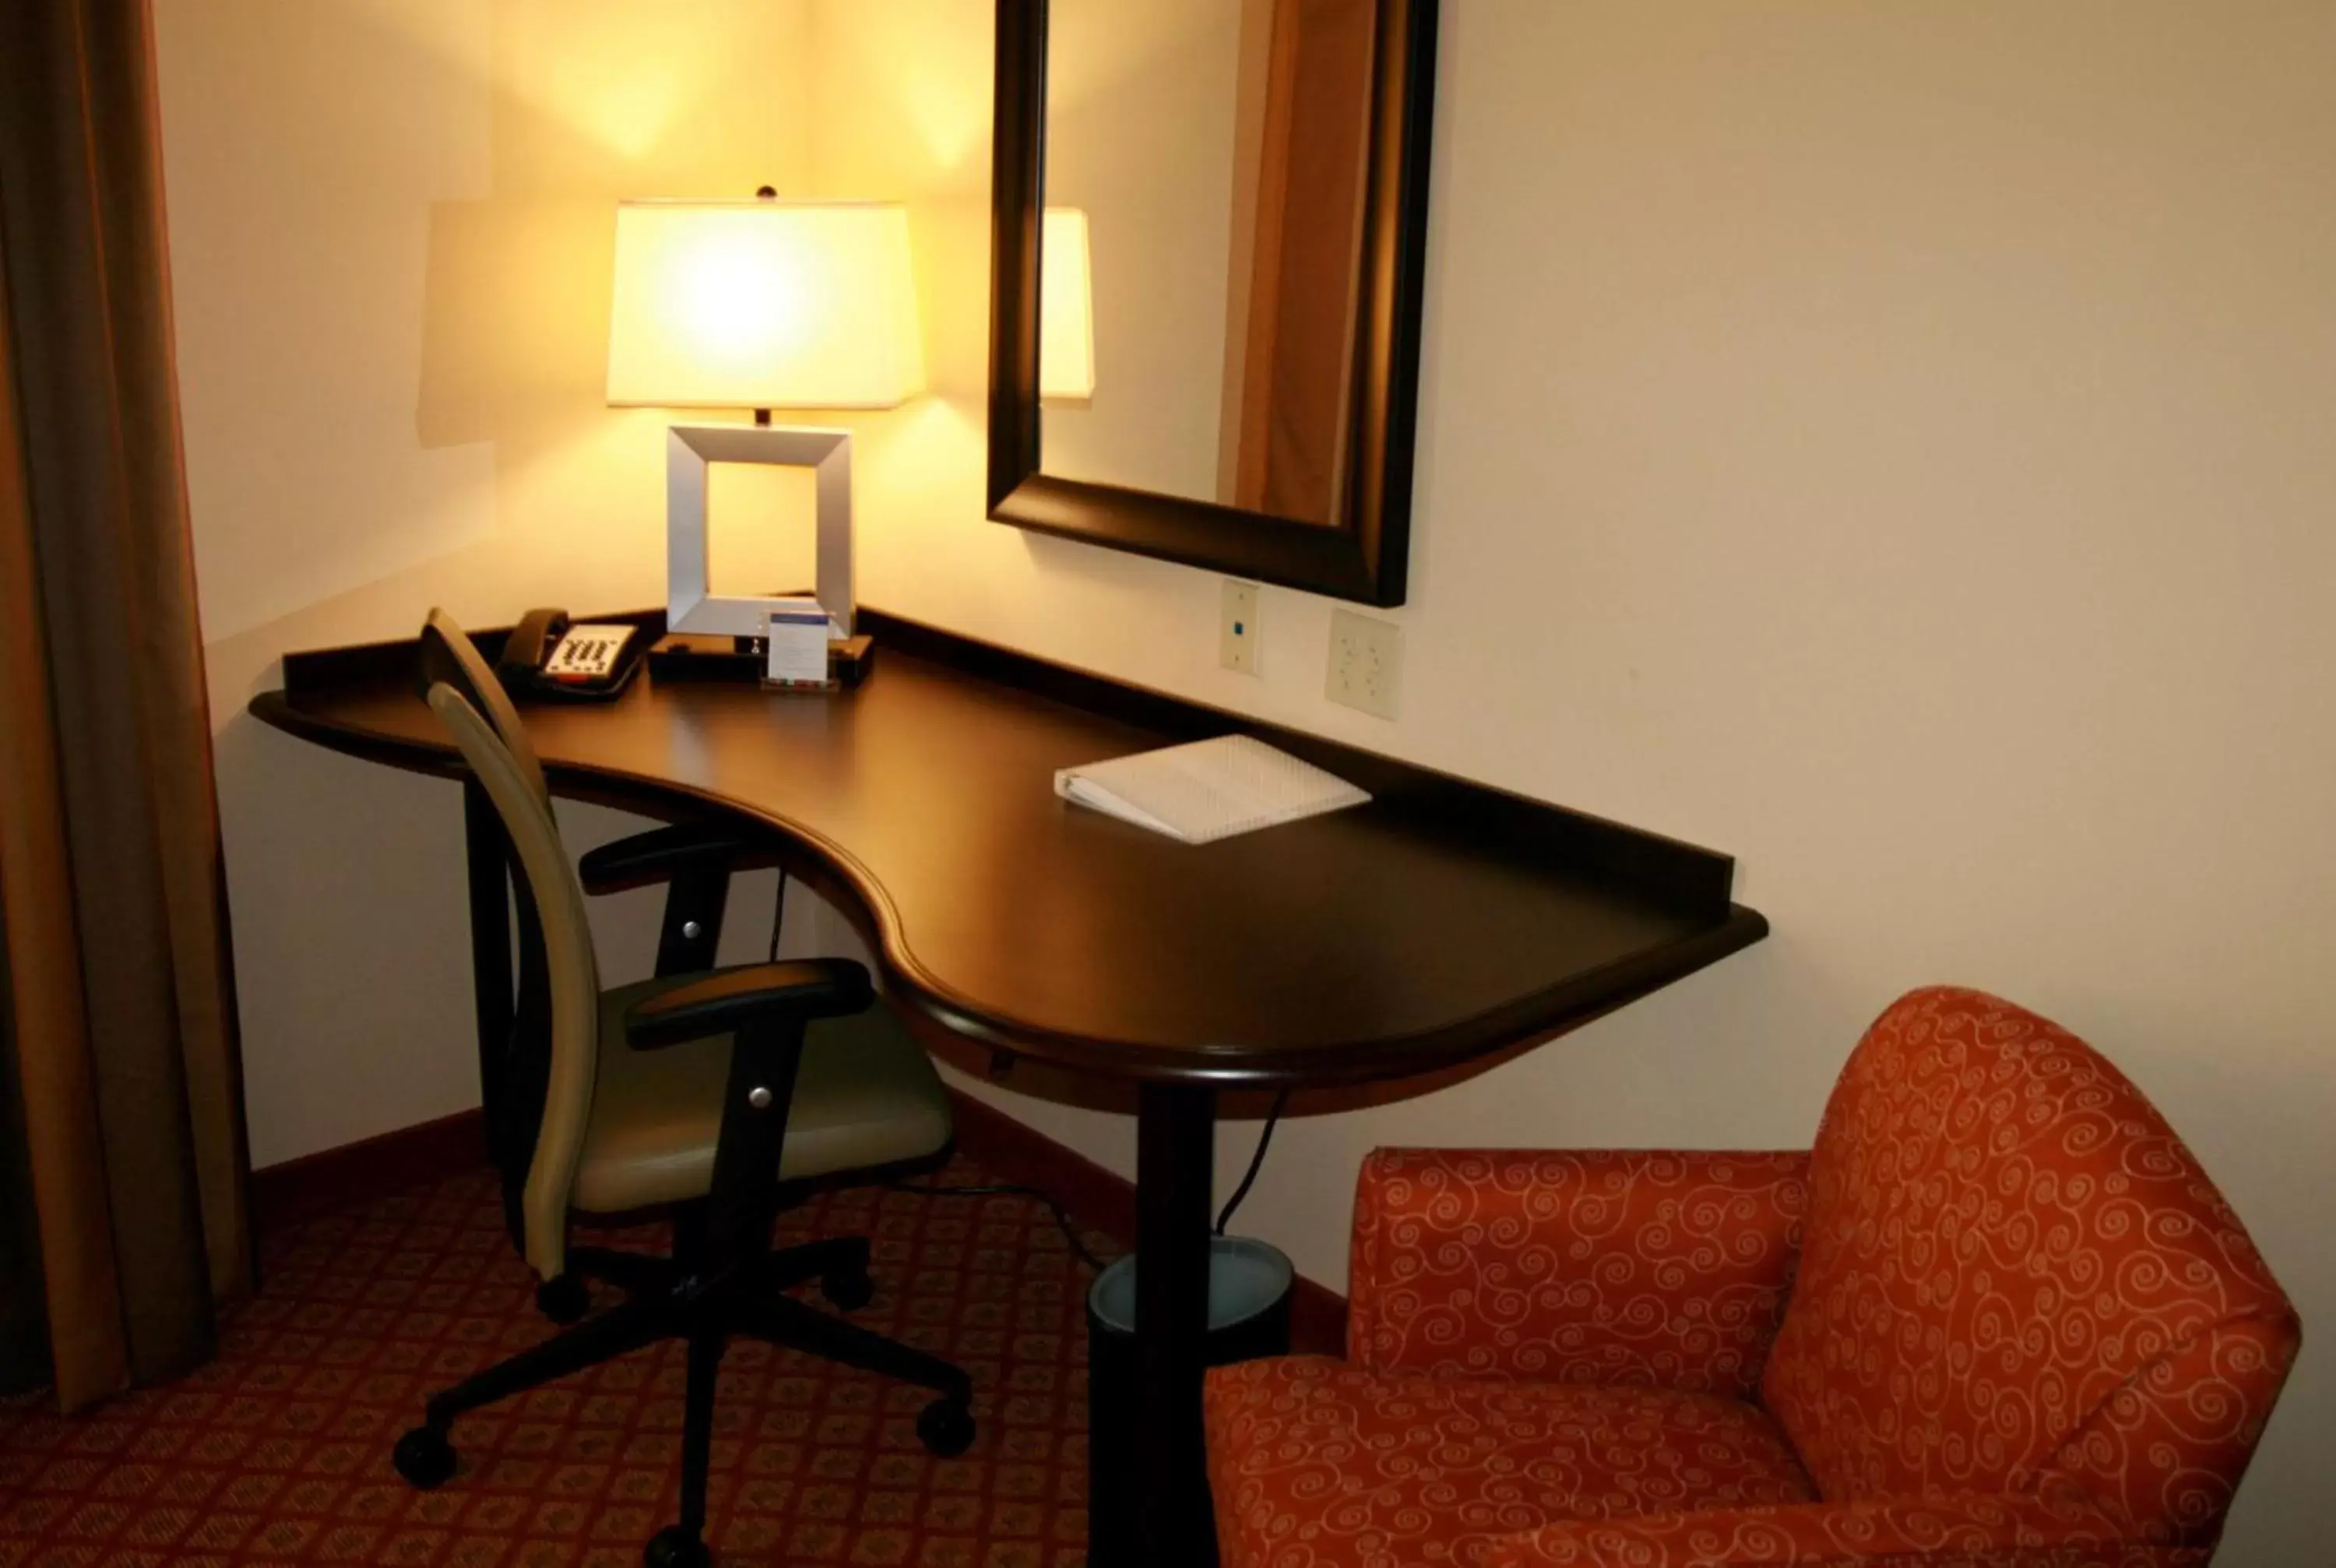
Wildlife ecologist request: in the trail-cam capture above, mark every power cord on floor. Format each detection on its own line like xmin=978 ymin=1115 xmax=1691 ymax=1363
xmin=1215 ymin=1090 xmax=1289 ymax=1236
xmin=886 ymin=1181 xmax=1109 ymax=1274
xmin=892 ymin=1091 xmax=1292 ymax=1279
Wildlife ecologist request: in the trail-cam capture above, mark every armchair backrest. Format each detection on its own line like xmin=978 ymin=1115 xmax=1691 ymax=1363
xmin=426 ymin=682 xmax=602 ymax=1283
xmin=1762 ymin=987 xmax=2297 ymax=1546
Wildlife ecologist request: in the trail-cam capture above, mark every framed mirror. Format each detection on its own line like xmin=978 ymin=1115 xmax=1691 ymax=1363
xmin=987 ymin=0 xmax=1438 ymax=606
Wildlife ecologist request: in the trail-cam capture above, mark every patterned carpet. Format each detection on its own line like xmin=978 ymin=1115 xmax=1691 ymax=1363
xmin=0 ymin=1159 xmax=1116 ymax=1567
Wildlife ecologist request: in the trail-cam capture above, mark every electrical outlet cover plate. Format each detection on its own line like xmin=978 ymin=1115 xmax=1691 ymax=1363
xmin=1220 ymin=579 xmax=1260 ymax=675
xmin=1326 ymin=607 xmax=1401 ymax=719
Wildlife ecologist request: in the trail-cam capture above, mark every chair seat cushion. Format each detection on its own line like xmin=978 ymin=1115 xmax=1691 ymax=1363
xmin=568 ymin=977 xmax=952 ymax=1214
xmin=1205 ymin=1357 xmax=1817 ymax=1568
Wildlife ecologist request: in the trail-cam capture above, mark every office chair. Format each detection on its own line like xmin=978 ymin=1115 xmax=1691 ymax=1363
xmin=392 ymin=612 xmax=974 ymax=1568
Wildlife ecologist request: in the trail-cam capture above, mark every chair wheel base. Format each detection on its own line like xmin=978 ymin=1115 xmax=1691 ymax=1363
xmin=643 ymin=1524 xmax=712 ymax=1568
xmin=916 ymin=1397 xmax=976 ymax=1457
xmin=392 ymin=1426 xmax=456 ymax=1489
xmin=819 ymin=1265 xmax=874 ymax=1312
xmin=537 ymin=1276 xmax=590 ymax=1324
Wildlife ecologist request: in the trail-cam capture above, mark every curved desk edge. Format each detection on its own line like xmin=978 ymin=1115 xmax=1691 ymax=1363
xmin=252 ymin=606 xmax=1769 ymax=1089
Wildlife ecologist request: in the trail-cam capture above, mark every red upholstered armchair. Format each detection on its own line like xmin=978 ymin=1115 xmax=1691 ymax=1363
xmin=1205 ymin=987 xmax=2299 ymax=1567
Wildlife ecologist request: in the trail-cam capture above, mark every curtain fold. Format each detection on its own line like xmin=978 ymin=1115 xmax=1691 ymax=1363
xmin=0 ymin=0 xmax=252 ymax=1410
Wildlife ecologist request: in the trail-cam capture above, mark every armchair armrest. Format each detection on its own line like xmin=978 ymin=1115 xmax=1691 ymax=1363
xmin=1481 ymin=1490 xmax=2186 ymax=1568
xmin=624 ymin=959 xmax=873 ymax=1048
xmin=579 ymin=823 xmax=779 ymax=895
xmin=1349 ymin=1148 xmax=1808 ymax=1395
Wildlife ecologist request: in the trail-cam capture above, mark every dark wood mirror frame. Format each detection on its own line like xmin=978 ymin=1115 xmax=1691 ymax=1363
xmin=986 ymin=0 xmax=1439 ymax=606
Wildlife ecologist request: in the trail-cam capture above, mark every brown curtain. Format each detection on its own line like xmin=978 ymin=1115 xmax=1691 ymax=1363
xmin=0 ymin=0 xmax=252 ymax=1410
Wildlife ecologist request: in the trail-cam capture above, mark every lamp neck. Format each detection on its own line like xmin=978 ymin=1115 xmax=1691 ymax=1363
xmin=755 ymin=185 xmax=776 ymax=426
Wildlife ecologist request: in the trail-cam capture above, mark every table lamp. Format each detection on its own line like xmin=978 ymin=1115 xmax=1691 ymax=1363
xmin=607 ymin=193 xmax=923 ymax=652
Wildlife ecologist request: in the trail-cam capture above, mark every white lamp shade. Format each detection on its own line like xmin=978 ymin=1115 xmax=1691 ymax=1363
xmin=1040 ymin=206 xmax=1095 ymax=401
xmin=607 ymin=199 xmax=925 ymax=410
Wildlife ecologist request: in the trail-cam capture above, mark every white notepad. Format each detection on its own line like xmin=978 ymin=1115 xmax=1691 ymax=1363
xmin=1054 ymin=734 xmax=1370 ymax=845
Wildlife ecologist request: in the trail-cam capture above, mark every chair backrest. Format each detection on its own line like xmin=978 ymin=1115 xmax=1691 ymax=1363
xmin=418 ymin=611 xmax=565 ymax=1259
xmin=1762 ymin=987 xmax=2298 ymax=1545
xmin=420 ymin=607 xmax=551 ymax=808
xmin=425 ymin=680 xmax=601 ymax=1282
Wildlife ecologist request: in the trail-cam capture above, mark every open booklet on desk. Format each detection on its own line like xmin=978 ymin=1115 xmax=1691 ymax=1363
xmin=1054 ymin=734 xmax=1369 ymax=845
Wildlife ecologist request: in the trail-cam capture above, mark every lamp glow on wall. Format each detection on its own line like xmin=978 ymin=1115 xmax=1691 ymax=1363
xmin=607 ymin=197 xmax=924 ymax=638
xmin=1040 ymin=206 xmax=1094 ymax=402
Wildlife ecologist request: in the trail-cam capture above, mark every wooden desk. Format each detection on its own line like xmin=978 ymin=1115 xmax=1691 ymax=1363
xmin=253 ymin=606 xmax=1767 ymax=1567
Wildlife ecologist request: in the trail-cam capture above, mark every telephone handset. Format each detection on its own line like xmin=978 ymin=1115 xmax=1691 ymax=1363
xmin=496 ymin=610 xmax=645 ymax=701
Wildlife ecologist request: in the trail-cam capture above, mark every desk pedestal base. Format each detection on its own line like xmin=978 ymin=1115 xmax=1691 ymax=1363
xmin=1128 ymin=1083 xmax=1219 ymax=1568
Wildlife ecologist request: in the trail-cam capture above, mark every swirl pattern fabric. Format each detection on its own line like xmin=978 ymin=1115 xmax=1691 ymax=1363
xmin=1205 ymin=1356 xmax=1817 ymax=1568
xmin=1481 ymin=1490 xmax=2204 ymax=1568
xmin=1203 ymin=987 xmax=2296 ymax=1568
xmin=1760 ymin=989 xmax=2299 ymax=1545
xmin=2032 ymin=1313 xmax=2295 ymax=1547
xmin=1349 ymin=1148 xmax=1809 ymax=1396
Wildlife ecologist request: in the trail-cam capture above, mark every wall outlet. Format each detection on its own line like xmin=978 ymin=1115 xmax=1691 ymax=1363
xmin=1325 ymin=607 xmax=1401 ymax=719
xmin=1220 ymin=578 xmax=1260 ymax=675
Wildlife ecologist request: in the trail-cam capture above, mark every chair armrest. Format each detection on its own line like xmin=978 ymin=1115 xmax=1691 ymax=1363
xmin=624 ymin=959 xmax=873 ymax=1048
xmin=1480 ymin=1490 xmax=2186 ymax=1568
xmin=1349 ymin=1148 xmax=1808 ymax=1395
xmin=578 ymin=824 xmax=779 ymax=895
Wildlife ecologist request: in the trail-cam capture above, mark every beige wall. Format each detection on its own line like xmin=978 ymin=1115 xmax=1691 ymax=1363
xmin=153 ymin=0 xmax=845 ymax=1167
xmin=816 ymin=4 xmax=2336 ymax=1559
xmin=159 ymin=2 xmax=2331 ymax=1559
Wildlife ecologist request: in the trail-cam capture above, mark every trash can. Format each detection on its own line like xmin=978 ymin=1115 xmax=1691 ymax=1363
xmin=1085 ymin=1236 xmax=1294 ymax=1563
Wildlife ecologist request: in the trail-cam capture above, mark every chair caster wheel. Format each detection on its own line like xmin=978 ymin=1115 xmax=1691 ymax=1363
xmin=643 ymin=1524 xmax=712 ymax=1568
xmin=820 ymin=1265 xmax=874 ymax=1312
xmin=916 ymin=1397 xmax=976 ymax=1457
xmin=392 ymin=1426 xmax=456 ymax=1489
xmin=537 ymin=1275 xmax=589 ymax=1324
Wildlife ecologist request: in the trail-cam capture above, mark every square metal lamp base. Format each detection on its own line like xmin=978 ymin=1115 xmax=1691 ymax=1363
xmin=665 ymin=424 xmax=854 ymax=640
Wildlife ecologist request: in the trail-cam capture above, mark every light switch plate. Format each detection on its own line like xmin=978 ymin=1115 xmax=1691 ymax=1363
xmin=1325 ymin=607 xmax=1401 ymax=719
xmin=1220 ymin=579 xmax=1260 ymax=675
